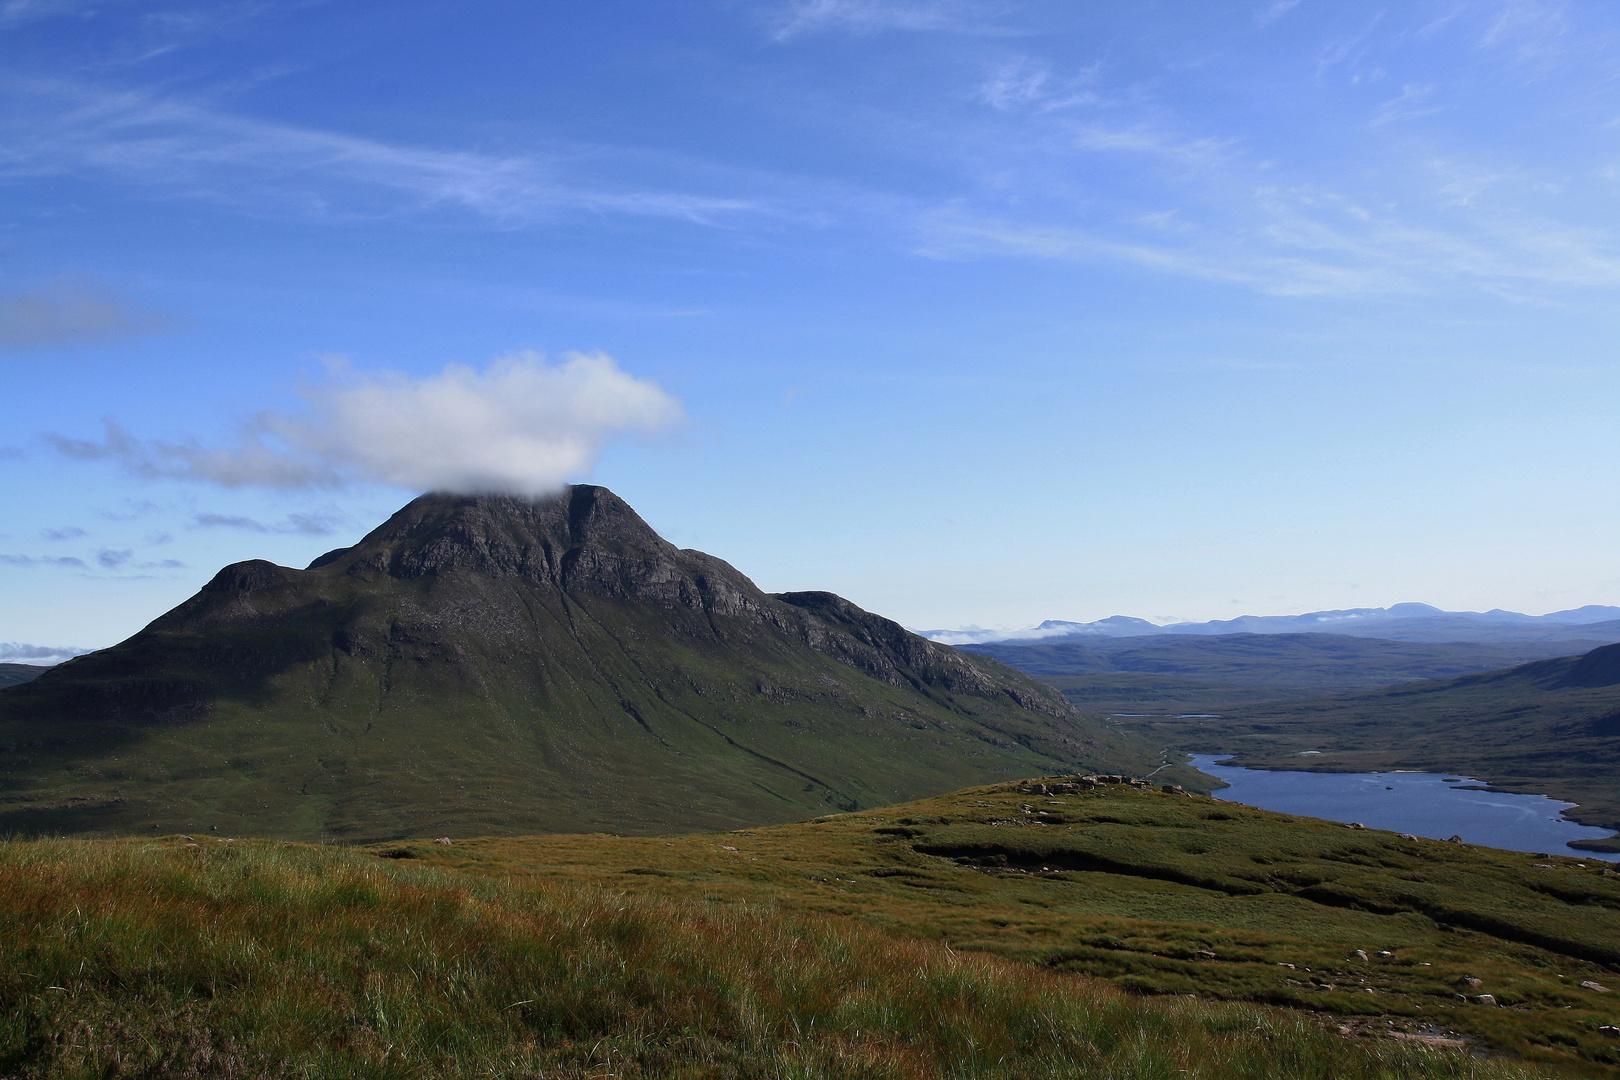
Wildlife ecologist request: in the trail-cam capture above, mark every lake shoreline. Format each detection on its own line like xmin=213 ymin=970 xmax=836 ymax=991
xmin=1190 ymin=754 xmax=1620 ymax=862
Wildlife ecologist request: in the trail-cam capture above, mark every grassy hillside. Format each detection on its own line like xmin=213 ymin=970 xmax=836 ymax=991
xmin=1110 ymin=643 xmax=1620 ymax=833
xmin=0 ymin=828 xmax=1563 ymax=1080
xmin=384 ymin=776 xmax=1620 ymax=1075
xmin=0 ymin=664 xmax=45 ymax=690
xmin=0 ymin=488 xmax=1167 ymax=841
xmin=965 ymin=633 xmax=1613 ymax=715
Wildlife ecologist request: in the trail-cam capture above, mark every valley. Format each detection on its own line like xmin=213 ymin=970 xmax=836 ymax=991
xmin=967 ymin=632 xmax=1620 ymax=840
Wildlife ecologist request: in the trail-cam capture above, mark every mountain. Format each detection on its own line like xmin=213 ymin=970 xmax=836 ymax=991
xmin=961 ymin=632 xmax=1613 ymax=714
xmin=1115 ymin=641 xmax=1620 ymax=834
xmin=925 ymin=603 xmax=1620 ymax=647
xmin=0 ymin=486 xmax=1155 ymax=841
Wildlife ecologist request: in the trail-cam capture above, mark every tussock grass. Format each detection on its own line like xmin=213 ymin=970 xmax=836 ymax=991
xmin=396 ymin=781 xmax=1620 ymax=1075
xmin=0 ymin=837 xmax=1531 ymax=1079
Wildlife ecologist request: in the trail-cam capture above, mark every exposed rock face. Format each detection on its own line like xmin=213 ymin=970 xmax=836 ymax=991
xmin=0 ymin=486 xmax=1141 ymax=841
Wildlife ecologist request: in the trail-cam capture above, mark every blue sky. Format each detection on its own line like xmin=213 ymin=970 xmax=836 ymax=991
xmin=3 ymin=0 xmax=1618 ymax=660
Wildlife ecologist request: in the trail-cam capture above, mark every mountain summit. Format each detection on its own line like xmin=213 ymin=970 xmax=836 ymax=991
xmin=0 ymin=487 xmax=1142 ymax=841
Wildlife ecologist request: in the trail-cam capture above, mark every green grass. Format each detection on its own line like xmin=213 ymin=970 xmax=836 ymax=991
xmin=388 ymin=778 xmax=1620 ymax=1076
xmin=0 ymin=834 xmax=1540 ymax=1080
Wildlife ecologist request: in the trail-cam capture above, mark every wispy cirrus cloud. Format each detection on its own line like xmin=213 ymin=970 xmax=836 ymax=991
xmin=773 ymin=0 xmax=1011 ymax=40
xmin=0 ymin=553 xmax=89 ymax=568
xmin=977 ymin=57 xmax=1102 ymax=113
xmin=919 ymin=171 xmax=1620 ymax=299
xmin=933 ymin=10 xmax=1620 ymax=308
xmin=0 ymin=549 xmax=182 ymax=572
xmin=192 ymin=511 xmax=339 ymax=536
xmin=0 ymin=0 xmax=86 ymax=27
xmin=1255 ymin=0 xmax=1305 ymax=28
xmin=1370 ymin=84 xmax=1447 ymax=127
xmin=94 ymin=548 xmax=184 ymax=570
xmin=0 ymin=81 xmax=762 ymax=227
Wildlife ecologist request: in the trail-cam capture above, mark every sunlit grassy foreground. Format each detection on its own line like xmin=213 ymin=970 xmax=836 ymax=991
xmin=0 ymin=838 xmax=1534 ymax=1080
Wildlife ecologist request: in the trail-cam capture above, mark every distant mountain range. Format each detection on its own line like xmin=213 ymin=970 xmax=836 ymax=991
xmin=923 ymin=602 xmax=1620 ymax=647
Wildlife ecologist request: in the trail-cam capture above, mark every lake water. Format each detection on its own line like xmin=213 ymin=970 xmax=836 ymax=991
xmin=1189 ymin=754 xmax=1620 ymax=862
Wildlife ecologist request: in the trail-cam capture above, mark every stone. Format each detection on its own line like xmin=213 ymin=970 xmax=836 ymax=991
xmin=434 ymin=836 xmax=453 ymax=845
xmin=1196 ymin=950 xmax=1217 ymax=960
xmin=1472 ymin=995 xmax=1497 ymax=1006
xmin=1447 ymin=835 xmax=1463 ymax=843
xmin=1598 ymin=1026 xmax=1620 ymax=1038
xmin=1580 ymin=981 xmax=1609 ymax=992
xmin=1458 ymin=976 xmax=1482 ymax=988
xmin=1352 ymin=949 xmax=1369 ymax=961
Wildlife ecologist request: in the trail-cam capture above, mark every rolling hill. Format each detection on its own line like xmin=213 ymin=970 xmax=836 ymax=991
xmin=963 ymin=632 xmax=1606 ymax=714
xmin=0 ymin=486 xmax=1161 ymax=841
xmin=0 ymin=664 xmax=45 ymax=690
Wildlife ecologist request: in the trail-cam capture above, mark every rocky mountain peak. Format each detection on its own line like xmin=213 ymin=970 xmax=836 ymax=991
xmin=299 ymin=485 xmax=763 ymax=613
xmin=307 ymin=485 xmax=657 ymax=573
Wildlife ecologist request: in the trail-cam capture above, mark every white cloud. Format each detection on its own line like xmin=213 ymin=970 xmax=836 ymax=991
xmin=48 ymin=351 xmax=685 ymax=497
xmin=0 ymin=275 xmax=174 ymax=351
